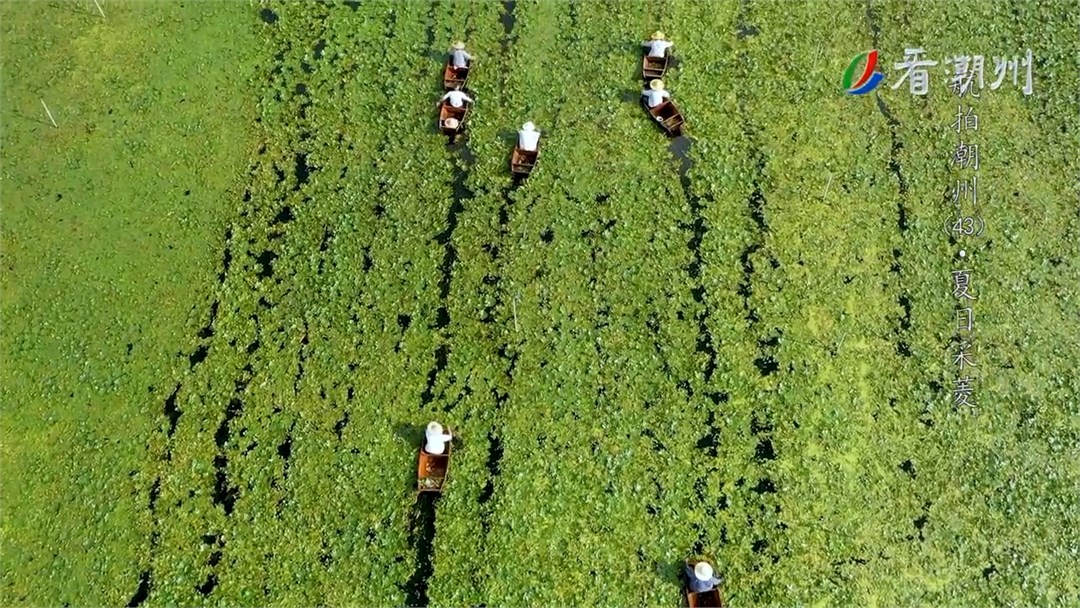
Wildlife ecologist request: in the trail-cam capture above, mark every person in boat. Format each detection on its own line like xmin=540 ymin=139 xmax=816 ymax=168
xmin=642 ymin=79 xmax=671 ymax=109
xmin=642 ymin=31 xmax=674 ymax=58
xmin=443 ymin=117 xmax=461 ymax=142
xmin=685 ymin=561 xmax=724 ymax=593
xmin=425 ymin=421 xmax=452 ymax=455
xmin=518 ymin=121 xmax=540 ymax=152
xmin=437 ymin=89 xmax=473 ymax=109
xmin=449 ymin=41 xmax=472 ymax=68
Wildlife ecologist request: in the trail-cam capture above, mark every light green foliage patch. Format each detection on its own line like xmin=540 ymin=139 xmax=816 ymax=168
xmin=1 ymin=1 xmax=259 ymax=605
xmin=1 ymin=0 xmax=1077 ymax=606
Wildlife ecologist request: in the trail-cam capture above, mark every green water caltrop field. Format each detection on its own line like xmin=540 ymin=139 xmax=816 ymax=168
xmin=1 ymin=0 xmax=1078 ymax=606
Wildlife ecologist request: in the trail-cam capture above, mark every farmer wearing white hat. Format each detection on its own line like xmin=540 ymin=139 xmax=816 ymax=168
xmin=518 ymin=121 xmax=540 ymax=152
xmin=449 ymin=41 xmax=472 ymax=68
xmin=437 ymin=89 xmax=473 ymax=109
xmin=642 ymin=79 xmax=671 ymax=109
xmin=685 ymin=560 xmax=724 ymax=593
xmin=425 ymin=421 xmax=453 ymax=455
xmin=642 ymin=31 xmax=674 ymax=58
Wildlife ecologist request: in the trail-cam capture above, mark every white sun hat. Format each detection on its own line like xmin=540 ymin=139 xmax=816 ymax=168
xmin=694 ymin=562 xmax=713 ymax=581
xmin=651 ymin=30 xmax=666 ymax=40
xmin=444 ymin=118 xmax=460 ymax=129
xmin=649 ymin=79 xmax=665 ymax=91
xmin=427 ymin=421 xmax=444 ymax=434
xmin=451 ymin=41 xmax=465 ymax=50
xmin=522 ymin=121 xmax=536 ymax=131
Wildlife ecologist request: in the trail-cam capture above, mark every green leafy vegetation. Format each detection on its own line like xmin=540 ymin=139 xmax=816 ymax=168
xmin=1 ymin=1 xmax=260 ymax=604
xmin=2 ymin=0 xmax=1077 ymax=606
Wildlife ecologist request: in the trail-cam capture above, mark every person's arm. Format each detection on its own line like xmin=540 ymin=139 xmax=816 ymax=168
xmin=462 ymin=93 xmax=474 ymax=103
xmin=663 ymin=91 xmax=671 ymax=99
xmin=463 ymin=51 xmax=472 ymax=61
xmin=436 ymin=91 xmax=451 ymax=107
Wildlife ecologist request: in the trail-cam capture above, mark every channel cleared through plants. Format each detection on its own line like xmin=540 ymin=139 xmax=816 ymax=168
xmin=1 ymin=1 xmax=1077 ymax=606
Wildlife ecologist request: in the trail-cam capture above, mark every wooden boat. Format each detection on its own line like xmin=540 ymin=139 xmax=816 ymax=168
xmin=686 ymin=588 xmax=724 ymax=608
xmin=642 ymin=97 xmax=685 ymax=136
xmin=417 ymin=441 xmax=451 ymax=493
xmin=443 ymin=59 xmax=471 ymax=90
xmin=642 ymin=54 xmax=668 ymax=80
xmin=438 ymin=102 xmax=469 ymax=137
xmin=684 ymin=560 xmax=726 ymax=608
xmin=510 ymin=143 xmax=539 ymax=177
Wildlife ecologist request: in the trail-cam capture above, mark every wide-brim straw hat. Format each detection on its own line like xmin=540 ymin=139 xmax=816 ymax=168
xmin=522 ymin=121 xmax=536 ymax=131
xmin=651 ymin=30 xmax=665 ymax=40
xmin=444 ymin=118 xmax=460 ymax=129
xmin=427 ymin=421 xmax=444 ymax=434
xmin=694 ymin=562 xmax=713 ymax=581
xmin=451 ymin=41 xmax=466 ymax=50
xmin=649 ymin=79 xmax=665 ymax=91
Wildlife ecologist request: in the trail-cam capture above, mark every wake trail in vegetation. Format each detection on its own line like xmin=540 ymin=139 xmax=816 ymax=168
xmin=866 ymin=0 xmax=918 ymax=379
xmin=403 ymin=494 xmax=439 ymax=607
xmin=473 ymin=0 xmax=519 ymax=553
xmin=730 ymin=0 xmax=789 ymax=572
